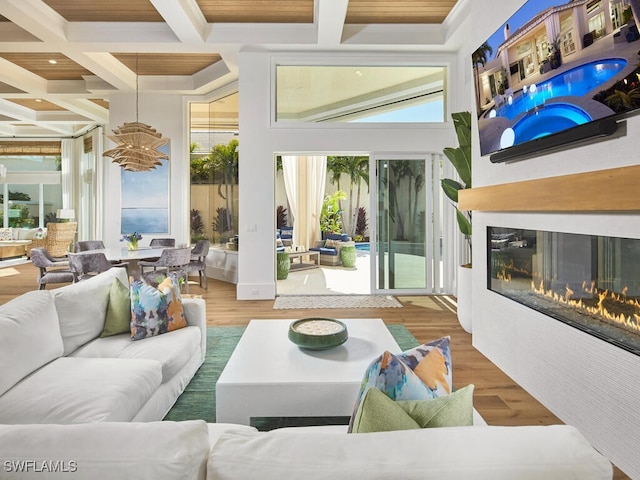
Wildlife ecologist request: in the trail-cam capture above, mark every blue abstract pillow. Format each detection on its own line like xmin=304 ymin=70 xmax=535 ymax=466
xmin=130 ymin=275 xmax=186 ymax=341
xmin=347 ymin=336 xmax=452 ymax=432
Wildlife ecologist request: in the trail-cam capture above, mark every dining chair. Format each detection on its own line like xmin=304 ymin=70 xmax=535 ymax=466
xmin=188 ymin=239 xmax=210 ymax=289
xmin=75 ymin=240 xmax=106 ymax=251
xmin=149 ymin=238 xmax=176 ymax=247
xmin=30 ymin=247 xmax=75 ymax=289
xmin=68 ymin=252 xmax=127 ymax=282
xmin=138 ymin=246 xmax=191 ymax=293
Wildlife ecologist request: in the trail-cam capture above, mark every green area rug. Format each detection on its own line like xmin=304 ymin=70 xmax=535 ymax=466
xmin=164 ymin=324 xmax=418 ymax=424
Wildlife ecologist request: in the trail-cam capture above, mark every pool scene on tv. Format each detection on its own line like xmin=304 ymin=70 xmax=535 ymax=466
xmin=474 ymin=0 xmax=640 ymax=156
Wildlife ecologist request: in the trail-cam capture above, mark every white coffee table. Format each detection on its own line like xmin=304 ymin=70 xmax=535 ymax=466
xmin=215 ymin=318 xmax=401 ymax=425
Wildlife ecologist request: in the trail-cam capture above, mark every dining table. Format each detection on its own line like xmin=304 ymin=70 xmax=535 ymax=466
xmin=78 ymin=247 xmax=168 ymax=276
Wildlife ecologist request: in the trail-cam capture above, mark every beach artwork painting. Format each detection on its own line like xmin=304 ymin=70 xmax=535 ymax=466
xmin=121 ymin=145 xmax=170 ymax=234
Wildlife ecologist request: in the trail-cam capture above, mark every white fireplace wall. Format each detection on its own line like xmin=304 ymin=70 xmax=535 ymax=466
xmin=472 ymin=147 xmax=640 ymax=478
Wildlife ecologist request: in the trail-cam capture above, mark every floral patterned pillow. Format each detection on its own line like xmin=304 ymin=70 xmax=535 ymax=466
xmin=130 ymin=274 xmax=187 ymax=341
xmin=0 ymin=228 xmax=13 ymax=241
xmin=347 ymin=336 xmax=452 ymax=432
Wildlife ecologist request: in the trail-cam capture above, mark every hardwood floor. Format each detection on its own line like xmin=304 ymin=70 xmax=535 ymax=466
xmin=0 ymin=261 xmax=628 ymax=479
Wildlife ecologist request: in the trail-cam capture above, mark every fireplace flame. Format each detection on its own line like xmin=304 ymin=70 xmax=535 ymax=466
xmin=531 ymin=280 xmax=640 ymax=333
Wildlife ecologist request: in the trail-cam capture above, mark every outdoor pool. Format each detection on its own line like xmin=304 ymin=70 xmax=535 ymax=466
xmin=492 ymin=58 xmax=627 ymax=121
xmin=512 ymin=103 xmax=592 ymax=142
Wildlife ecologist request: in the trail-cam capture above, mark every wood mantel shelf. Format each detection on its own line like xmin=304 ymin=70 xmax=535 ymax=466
xmin=458 ymin=164 xmax=640 ymax=212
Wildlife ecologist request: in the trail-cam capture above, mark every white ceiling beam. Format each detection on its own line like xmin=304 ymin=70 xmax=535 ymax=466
xmin=46 ymin=99 xmax=108 ymax=123
xmin=150 ymin=0 xmax=207 ymax=44
xmin=0 ymin=0 xmax=68 ymax=44
xmin=0 ymin=58 xmax=48 ymax=95
xmin=0 ymin=122 xmax=17 ymax=136
xmin=67 ymin=22 xmax=181 ymax=45
xmin=192 ymin=57 xmax=233 ymax=92
xmin=317 ymin=0 xmax=348 ymax=46
xmin=207 ymin=23 xmax=317 ymax=45
xmin=67 ymin=53 xmax=136 ymax=91
xmin=342 ymin=24 xmax=447 ymax=48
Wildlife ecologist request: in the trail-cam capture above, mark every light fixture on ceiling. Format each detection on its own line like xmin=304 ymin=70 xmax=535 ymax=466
xmin=48 ymin=59 xmax=57 ymax=64
xmin=103 ymin=54 xmax=168 ymax=172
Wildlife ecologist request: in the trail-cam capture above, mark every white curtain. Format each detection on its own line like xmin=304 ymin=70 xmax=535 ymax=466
xmin=282 ymin=155 xmax=298 ymax=245
xmin=93 ymin=127 xmax=104 ymax=240
xmin=306 ymin=156 xmax=326 ymax=247
xmin=281 ymin=155 xmax=327 ymax=249
xmin=60 ymin=139 xmax=75 ymax=211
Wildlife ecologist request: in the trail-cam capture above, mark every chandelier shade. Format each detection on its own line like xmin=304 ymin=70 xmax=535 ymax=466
xmin=103 ymin=55 xmax=168 ymax=172
xmin=104 ymin=121 xmax=169 ymax=171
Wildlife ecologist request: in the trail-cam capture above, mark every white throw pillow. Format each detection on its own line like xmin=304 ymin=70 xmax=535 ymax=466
xmin=53 ymin=267 xmax=128 ymax=355
xmin=0 ymin=290 xmax=63 ymax=396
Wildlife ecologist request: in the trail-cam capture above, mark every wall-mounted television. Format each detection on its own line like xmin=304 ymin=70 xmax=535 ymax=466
xmin=473 ymin=0 xmax=639 ymax=163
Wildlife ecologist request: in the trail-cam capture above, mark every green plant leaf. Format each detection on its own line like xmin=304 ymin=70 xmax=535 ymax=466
xmin=451 ymin=111 xmax=472 ymax=147
xmin=455 ymin=209 xmax=472 ymax=236
xmin=443 ymin=147 xmax=471 ymax=188
xmin=441 ymin=178 xmax=463 ymax=203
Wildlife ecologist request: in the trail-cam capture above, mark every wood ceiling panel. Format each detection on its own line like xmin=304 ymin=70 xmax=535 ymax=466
xmin=346 ymin=0 xmax=458 ymax=24
xmin=112 ymin=53 xmax=222 ymax=75
xmin=89 ymin=98 xmax=110 ymax=109
xmin=196 ymin=0 xmax=314 ymax=23
xmin=0 ymin=82 xmax=24 ymax=94
xmin=41 ymin=0 xmax=164 ymax=22
xmin=0 ymin=53 xmax=92 ymax=80
xmin=7 ymin=99 xmax=66 ymax=111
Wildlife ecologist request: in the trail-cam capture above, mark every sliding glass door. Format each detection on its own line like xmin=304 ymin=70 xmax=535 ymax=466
xmin=371 ymin=154 xmax=440 ymax=294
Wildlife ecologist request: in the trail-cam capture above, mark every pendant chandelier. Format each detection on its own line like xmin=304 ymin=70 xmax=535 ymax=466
xmin=103 ymin=54 xmax=169 ymax=172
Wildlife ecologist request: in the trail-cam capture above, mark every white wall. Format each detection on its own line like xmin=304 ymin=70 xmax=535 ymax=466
xmin=237 ymin=50 xmax=460 ymax=300
xmin=102 ymin=92 xmax=190 ymax=248
xmin=467 ymin=1 xmax=640 ymax=477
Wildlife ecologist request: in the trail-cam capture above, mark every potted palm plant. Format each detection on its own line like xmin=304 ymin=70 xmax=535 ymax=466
xmin=441 ymin=111 xmax=473 ymax=333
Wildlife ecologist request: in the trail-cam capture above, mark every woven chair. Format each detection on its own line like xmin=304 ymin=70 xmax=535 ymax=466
xmin=188 ymin=240 xmax=210 ymax=289
xmin=29 ymin=222 xmax=77 ymax=258
xmin=68 ymin=252 xmax=127 ymax=282
xmin=30 ymin=247 xmax=75 ymax=289
xmin=138 ymin=247 xmax=191 ymax=293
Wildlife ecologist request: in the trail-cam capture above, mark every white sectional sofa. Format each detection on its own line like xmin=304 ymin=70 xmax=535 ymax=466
xmin=0 ymin=268 xmax=614 ymax=479
xmin=0 ymin=420 xmax=613 ymax=479
xmin=0 ymin=267 xmax=206 ymax=424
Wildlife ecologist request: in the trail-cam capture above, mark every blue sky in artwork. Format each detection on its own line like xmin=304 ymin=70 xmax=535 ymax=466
xmin=485 ymin=0 xmax=566 ymax=59
xmin=121 ymin=158 xmax=169 ymax=209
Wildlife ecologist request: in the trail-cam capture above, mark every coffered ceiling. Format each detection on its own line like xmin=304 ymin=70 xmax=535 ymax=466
xmin=0 ymin=0 xmax=466 ymax=138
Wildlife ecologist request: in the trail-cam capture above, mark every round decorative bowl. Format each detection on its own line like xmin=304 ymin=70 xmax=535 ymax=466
xmin=288 ymin=318 xmax=349 ymax=350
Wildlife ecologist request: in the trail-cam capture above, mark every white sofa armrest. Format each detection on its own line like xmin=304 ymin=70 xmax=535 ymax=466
xmin=183 ymin=297 xmax=206 ymax=361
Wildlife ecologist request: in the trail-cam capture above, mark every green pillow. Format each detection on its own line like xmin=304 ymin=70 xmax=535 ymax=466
xmin=100 ymin=278 xmax=131 ymax=337
xmin=351 ymin=384 xmax=474 ymax=434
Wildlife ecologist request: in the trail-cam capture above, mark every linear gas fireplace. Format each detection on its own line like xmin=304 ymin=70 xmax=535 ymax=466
xmin=488 ymin=227 xmax=640 ymax=356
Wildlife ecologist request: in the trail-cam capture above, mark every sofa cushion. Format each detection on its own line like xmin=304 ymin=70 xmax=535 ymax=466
xmin=0 ymin=227 xmax=12 ymax=240
xmin=208 ymin=425 xmax=613 ymax=480
xmin=348 ymin=336 xmax=452 ymax=432
xmin=0 ymin=357 xmax=162 ymax=424
xmin=0 ymin=290 xmax=63 ymax=396
xmin=53 ymin=267 xmax=129 ymax=355
xmin=101 ymin=277 xmax=132 ymax=337
xmin=71 ymin=326 xmax=201 ymax=383
xmin=0 ymin=420 xmax=210 ymax=480
xmin=351 ymin=385 xmax=474 ymax=433
xmin=131 ymin=275 xmax=187 ymax=340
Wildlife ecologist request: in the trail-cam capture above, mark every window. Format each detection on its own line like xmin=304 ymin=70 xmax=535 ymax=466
xmin=275 ymin=65 xmax=446 ymax=123
xmin=189 ymin=93 xmax=239 ymax=246
xmin=0 ymin=154 xmax=62 ymax=228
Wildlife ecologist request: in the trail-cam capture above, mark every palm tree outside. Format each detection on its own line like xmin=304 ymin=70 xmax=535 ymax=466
xmin=472 ymin=42 xmax=493 ymax=113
